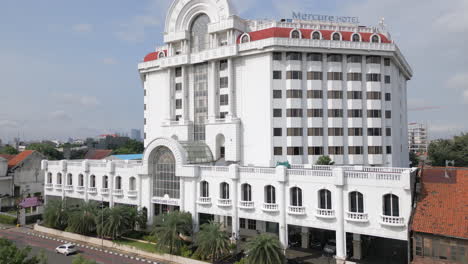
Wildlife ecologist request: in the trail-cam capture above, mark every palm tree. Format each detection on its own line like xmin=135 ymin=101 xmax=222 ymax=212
xmin=244 ymin=234 xmax=285 ymax=264
xmin=43 ymin=199 xmax=69 ymax=230
xmin=66 ymin=201 xmax=98 ymax=235
xmin=194 ymin=221 xmax=230 ymax=261
xmin=97 ymin=206 xmax=133 ymax=240
xmin=150 ymin=211 xmax=192 ymax=254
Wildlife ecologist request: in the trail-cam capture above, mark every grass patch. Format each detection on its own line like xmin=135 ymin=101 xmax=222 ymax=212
xmin=114 ymin=239 xmax=160 ymax=254
xmin=0 ymin=214 xmax=17 ymax=225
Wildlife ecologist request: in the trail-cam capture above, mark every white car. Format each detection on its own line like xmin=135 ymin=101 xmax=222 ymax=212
xmin=55 ymin=243 xmax=77 ymax=256
xmin=323 ymin=239 xmax=336 ymax=255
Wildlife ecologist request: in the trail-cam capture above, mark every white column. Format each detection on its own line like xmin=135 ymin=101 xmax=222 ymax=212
xmin=84 ymin=172 xmax=89 ymax=202
xmin=192 ymin=177 xmax=199 ymax=232
xmin=276 ymin=165 xmax=288 ymax=249
xmin=179 ymin=177 xmax=185 ymax=211
xmin=227 ymin=58 xmax=236 ymax=119
xmin=333 ymin=168 xmax=346 ymax=262
xmin=182 ymin=66 xmax=189 ymax=122
xmin=301 ymin=226 xmax=310 ymax=249
xmin=208 ymin=61 xmax=217 ymax=122
xmin=109 ymin=173 xmax=114 ymax=207
xmin=352 ymin=233 xmax=362 ymax=260
xmin=231 ymin=178 xmax=239 ymax=238
xmin=168 ymin=68 xmax=175 ymax=121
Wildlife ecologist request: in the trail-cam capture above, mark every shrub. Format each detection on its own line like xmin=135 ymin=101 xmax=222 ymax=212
xmin=0 ymin=214 xmax=17 ymax=225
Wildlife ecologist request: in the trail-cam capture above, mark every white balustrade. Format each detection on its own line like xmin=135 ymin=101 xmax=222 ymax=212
xmin=238 ymin=201 xmax=255 ymax=209
xmin=288 ymin=206 xmax=306 ymax=215
xmin=197 ymin=197 xmax=212 ymax=205
xmin=217 ymin=198 xmax=232 ymax=207
xmin=346 ymin=212 xmax=369 ymax=222
xmin=55 ymin=184 xmax=62 ymax=190
xmin=113 ymin=189 xmax=124 ymax=196
xmin=262 ymin=203 xmax=279 ymax=212
xmin=100 ymin=188 xmax=109 ymax=195
xmin=45 ymin=183 xmax=53 ymax=190
xmin=380 ymin=215 xmax=405 ymax=227
xmin=64 ymin=185 xmax=73 ymax=192
xmin=315 ymin=208 xmax=335 ymax=218
xmin=87 ymin=187 xmax=97 ymax=194
xmin=76 ymin=186 xmax=85 ymax=192
xmin=127 ymin=190 xmax=138 ymax=198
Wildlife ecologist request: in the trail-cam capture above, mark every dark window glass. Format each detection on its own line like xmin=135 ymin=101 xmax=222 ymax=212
xmin=347 ymin=72 xmax=362 ymax=81
xmin=385 ymin=75 xmax=391 ymax=83
xmin=175 ymin=83 xmax=182 ymax=91
xmin=307 ymin=71 xmax=323 ymax=80
xmin=307 ymin=109 xmax=323 ymax=117
xmin=347 ymin=55 xmax=362 ymax=63
xmin=273 ymin=109 xmax=282 ymax=117
xmin=273 ymin=147 xmax=282 ymax=155
xmin=307 ymin=53 xmax=322 ymax=61
xmin=175 ymin=99 xmax=182 ymax=109
xmin=371 ymin=35 xmax=380 ymax=43
xmin=367 ymin=110 xmax=381 ymax=118
xmin=286 ymin=89 xmax=303 ymax=98
xmin=386 ymin=128 xmax=392 ymax=136
xmin=327 ymin=91 xmax=343 ymax=99
xmin=347 ymin=91 xmax=362 ymax=99
xmin=311 ymin=32 xmax=321 ymax=40
xmin=287 ymin=128 xmax=303 ymax=136
xmin=219 ymin=112 xmax=228 ymax=119
xmin=367 ymin=91 xmax=381 ymax=100
xmin=308 ymin=128 xmax=323 ymax=136
xmin=328 ymin=109 xmax=343 ymax=117
xmin=175 ymin=67 xmax=182 ymax=77
xmin=286 ymin=52 xmax=302 ymax=61
xmin=368 ymin=146 xmax=383 ymax=154
xmin=328 ymin=128 xmax=344 ymax=136
xmin=220 ymin=94 xmax=229 ymax=105
xmin=286 ymin=109 xmax=303 ymax=117
xmin=385 ymin=110 xmax=392 ymax=119
xmin=273 ymin=71 xmax=282 ymax=80
xmin=273 ymin=128 xmax=282 ymax=136
xmin=327 ymin=72 xmax=343 ymax=80
xmin=366 ymin=56 xmax=381 ymax=64
xmin=349 ymin=191 xmax=364 ymax=212
xmin=219 ymin=60 xmax=227 ymax=71
xmin=328 ymin=146 xmax=344 ymax=155
xmin=327 ymin=54 xmax=342 ymax=62
xmin=348 ymin=128 xmax=363 ymax=136
xmin=332 ymin=33 xmax=341 ymax=41
xmin=307 ymin=90 xmax=323 ymax=99
xmin=386 ymin=146 xmax=392 ymax=154
xmin=385 ymin=93 xmax=391 ymax=101
xmin=368 ymin=128 xmax=382 ymax=136
xmin=273 ymin=52 xmax=282 ymax=61
xmin=286 ymin=71 xmax=303 ymax=80
xmin=349 ymin=146 xmax=364 ymax=155
xmin=247 ymin=219 xmax=256 ymax=230
xmin=308 ymin=147 xmax=324 ymax=155
xmin=383 ymin=194 xmax=399 ymax=216
xmin=287 ymin=147 xmax=303 ymax=155
xmin=273 ymin=90 xmax=282 ymax=98
xmin=384 ymin=58 xmax=391 ymax=66
xmin=291 ymin=30 xmax=300 ymax=39
xmin=366 ymin=73 xmax=381 ymax=82
xmin=290 ymin=187 xmax=302 ymax=206
xmin=352 ymin=34 xmax=361 ymax=42
xmin=319 ymin=189 xmax=332 ymax=209
xmin=220 ymin=77 xmax=228 ymax=88
xmin=348 ymin=109 xmax=363 ymax=118
xmin=240 ymin=218 xmax=246 ymax=229
xmin=175 ymin=115 xmax=181 ymax=121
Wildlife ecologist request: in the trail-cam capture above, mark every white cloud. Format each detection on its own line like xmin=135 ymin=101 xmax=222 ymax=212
xmin=52 ymin=93 xmax=100 ymax=108
xmin=0 ymin=119 xmax=20 ymax=128
xmin=72 ymin=23 xmax=93 ymax=33
xmin=464 ymin=90 xmax=468 ymax=104
xmin=49 ymin=110 xmax=71 ymax=121
xmin=447 ymin=72 xmax=468 ymax=90
xmin=79 ymin=96 xmax=100 ymax=107
xmin=433 ymin=0 xmax=468 ymax=33
xmin=102 ymin=57 xmax=118 ymax=65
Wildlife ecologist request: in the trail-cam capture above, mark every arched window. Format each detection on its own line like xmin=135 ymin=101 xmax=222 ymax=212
xmin=200 ymin=181 xmax=209 ymax=198
xmin=371 ymin=35 xmax=380 ymax=43
xmin=158 ymin=51 xmax=165 ymax=59
xmin=241 ymin=183 xmax=252 ymax=201
xmin=78 ymin=174 xmax=84 ymax=187
xmin=290 ymin=187 xmax=303 ymax=206
xmin=190 ymin=14 xmax=210 ymax=52
xmin=47 ymin=173 xmax=52 ymax=184
xmin=67 ymin=173 xmax=73 ymax=186
xmin=151 ymin=146 xmax=179 ymax=198
xmin=129 ymin=177 xmax=136 ymax=191
xmin=103 ymin=175 xmax=108 ymax=189
xmin=332 ymin=32 xmax=341 ymax=41
xmin=383 ymin=194 xmax=399 ymax=216
xmin=349 ymin=191 xmax=364 ymax=213
xmin=90 ymin=175 xmax=96 ymax=188
xmin=220 ymin=182 xmax=229 ymax=199
xmin=352 ymin=33 xmax=361 ymax=42
xmin=318 ymin=189 xmax=332 ymax=209
xmin=291 ymin=30 xmax=301 ymax=39
xmin=312 ymin=31 xmax=321 ymax=40
xmin=265 ymin=185 xmax=276 ymax=204
xmin=57 ymin=173 xmax=62 ymax=185
xmin=241 ymin=34 xmax=250 ymax=43
xmin=115 ymin=176 xmax=122 ymax=190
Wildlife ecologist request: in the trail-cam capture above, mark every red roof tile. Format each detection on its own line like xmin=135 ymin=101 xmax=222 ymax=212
xmin=143 ymin=50 xmax=167 ymax=62
xmin=84 ymin=149 xmax=113 ymax=160
xmin=411 ymin=167 xmax=468 ymax=239
xmin=0 ymin=154 xmax=15 ymax=161
xmin=7 ymin=150 xmax=35 ymax=169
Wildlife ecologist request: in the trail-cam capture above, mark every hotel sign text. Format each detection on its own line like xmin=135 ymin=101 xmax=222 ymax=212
xmin=292 ymin=12 xmax=360 ymax=24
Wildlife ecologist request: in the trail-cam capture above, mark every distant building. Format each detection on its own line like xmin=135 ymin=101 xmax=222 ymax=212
xmin=96 ymin=135 xmax=130 ymax=150
xmin=411 ymin=167 xmax=468 ymax=263
xmin=408 ymin=123 xmax=429 ymax=154
xmin=84 ymin=149 xmax=113 ymax=160
xmin=130 ymin=129 xmax=142 ymax=142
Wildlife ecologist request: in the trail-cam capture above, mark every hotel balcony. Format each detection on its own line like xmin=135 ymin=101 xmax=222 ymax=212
xmin=380 ymin=215 xmax=405 ymax=227
xmin=288 ymin=206 xmax=306 ymax=215
xmin=315 ymin=208 xmax=335 ymax=218
xmin=87 ymin=187 xmax=97 ymax=194
xmin=127 ymin=190 xmax=138 ymax=198
xmin=101 ymin=188 xmax=109 ymax=195
xmin=197 ymin=197 xmax=212 ymax=205
xmin=346 ymin=212 xmax=369 ymax=222
xmin=217 ymin=198 xmax=232 ymax=207
xmin=64 ymin=185 xmax=73 ymax=192
xmin=55 ymin=184 xmax=62 ymax=191
xmin=45 ymin=183 xmax=53 ymax=190
xmin=262 ymin=203 xmax=279 ymax=212
xmin=238 ymin=201 xmax=255 ymax=209
xmin=113 ymin=189 xmax=124 ymax=196
xmin=76 ymin=186 xmax=85 ymax=193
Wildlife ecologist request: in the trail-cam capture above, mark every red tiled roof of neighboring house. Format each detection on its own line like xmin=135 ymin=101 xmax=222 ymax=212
xmin=84 ymin=149 xmax=113 ymax=160
xmin=7 ymin=150 xmax=35 ymax=169
xmin=411 ymin=167 xmax=468 ymax=239
xmin=143 ymin=50 xmax=168 ymax=62
xmin=0 ymin=154 xmax=15 ymax=161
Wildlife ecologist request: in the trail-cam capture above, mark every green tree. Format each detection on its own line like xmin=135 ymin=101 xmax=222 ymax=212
xmin=113 ymin=139 xmax=144 ymax=154
xmin=43 ymin=199 xmax=69 ymax=230
xmin=26 ymin=143 xmax=63 ymax=160
xmin=244 ymin=234 xmax=285 ymax=264
xmin=72 ymin=254 xmax=98 ymax=264
xmin=316 ymin=155 xmax=335 ymax=165
xmin=0 ymin=145 xmax=19 ymax=155
xmin=66 ymin=201 xmax=98 ymax=235
xmin=151 ymin=211 xmax=193 ymax=255
xmin=409 ymin=151 xmax=419 ymax=167
xmin=428 ymin=133 xmax=468 ymax=167
xmin=194 ymin=221 xmax=230 ymax=261
xmin=0 ymin=238 xmax=42 ymax=264
xmin=97 ymin=206 xmax=133 ymax=240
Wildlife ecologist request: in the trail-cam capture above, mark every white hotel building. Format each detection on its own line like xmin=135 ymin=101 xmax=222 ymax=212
xmin=43 ymin=0 xmax=416 ymax=262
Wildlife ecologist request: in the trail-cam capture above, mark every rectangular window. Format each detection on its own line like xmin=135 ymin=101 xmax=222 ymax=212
xmin=328 ymin=127 xmax=344 ymax=136
xmin=307 ymin=71 xmax=323 ymax=80
xmin=307 ymin=53 xmax=322 ymax=61
xmin=240 ymin=218 xmax=246 ymax=229
xmin=368 ymin=146 xmax=383 ymax=154
xmin=287 ymin=128 xmax=303 ymax=136
xmin=348 ymin=128 xmax=363 ymax=136
xmin=220 ymin=77 xmax=228 ymax=88
xmin=385 ymin=93 xmax=391 ymax=101
xmin=415 ymin=236 xmax=423 ymax=256
xmin=347 ymin=55 xmax=362 ymax=63
xmin=273 ymin=90 xmax=282 ymax=98
xmin=175 ymin=83 xmax=182 ymax=91
xmin=349 ymin=146 xmax=363 ymax=154
xmin=366 ymin=73 xmax=381 ymax=82
xmin=175 ymin=115 xmax=181 ymax=121
xmin=367 ymin=91 xmax=381 ymax=100
xmin=144 ymin=89 xmax=147 ymax=96
xmin=307 ymin=90 xmax=323 ymax=98
xmin=144 ymin=104 xmax=147 ymax=110
xmin=328 ymin=146 xmax=344 ymax=155
xmin=367 ymin=109 xmax=381 ymax=118
xmin=175 ymin=67 xmax=182 ymax=77
xmin=220 ymin=94 xmax=229 ymax=105
xmin=307 ymin=109 xmax=323 ymax=117
xmin=274 ymin=147 xmax=282 ymax=155
xmin=247 ymin=219 xmax=256 ymax=230
xmin=366 ymin=56 xmax=381 ymax=64
xmin=273 ymin=52 xmax=282 ymax=61
xmin=368 ymin=128 xmax=382 ymax=136
xmin=273 ymin=109 xmax=282 ymax=117
xmin=328 ymin=109 xmax=343 ymax=118
xmin=286 ymin=89 xmax=303 ymax=98
xmin=286 ymin=52 xmax=302 ymax=60
xmin=286 ymin=71 xmax=303 ymax=80
xmin=385 ymin=75 xmax=391 ymax=83
xmin=273 ymin=128 xmax=282 ymax=136
xmin=348 ymin=109 xmax=363 ymax=118
xmin=328 ymin=90 xmax=343 ymax=99
xmin=219 ymin=59 xmax=227 ymax=71
xmin=144 ymin=118 xmax=146 ymax=125
xmin=386 ymin=146 xmax=392 ymax=154
xmin=308 ymin=128 xmax=323 ymax=136
xmin=327 ymin=54 xmax=342 ymax=62
xmin=384 ymin=58 xmax=391 ymax=66
xmin=287 ymin=147 xmax=303 ymax=155
xmin=386 ymin=127 xmax=392 ymax=136
xmin=347 ymin=91 xmax=362 ymax=99
xmin=220 ymin=112 xmax=228 ymax=119
xmin=385 ymin=110 xmax=392 ymax=119
xmin=347 ymin=72 xmax=362 ymax=81
xmin=327 ymin=72 xmax=343 ymax=80
xmin=175 ymin=99 xmax=182 ymax=109
xmin=308 ymin=147 xmax=324 ymax=155
xmin=286 ymin=109 xmax=303 ymax=117
xmin=273 ymin=71 xmax=282 ymax=80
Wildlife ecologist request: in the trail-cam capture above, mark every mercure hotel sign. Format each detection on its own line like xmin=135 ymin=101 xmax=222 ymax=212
xmin=292 ymin=12 xmax=360 ymax=24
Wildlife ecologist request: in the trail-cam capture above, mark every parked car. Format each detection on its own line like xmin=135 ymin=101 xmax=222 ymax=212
xmin=323 ymin=239 xmax=336 ymax=255
xmin=55 ymin=243 xmax=77 ymax=256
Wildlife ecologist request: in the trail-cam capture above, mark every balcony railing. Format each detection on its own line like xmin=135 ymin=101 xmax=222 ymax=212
xmin=76 ymin=186 xmax=85 ymax=192
xmin=262 ymin=203 xmax=279 ymax=212
xmin=64 ymin=185 xmax=73 ymax=192
xmin=127 ymin=190 xmax=138 ymax=198
xmin=380 ymin=215 xmax=405 ymax=227
xmin=113 ymin=189 xmax=124 ymax=196
xmin=346 ymin=212 xmax=369 ymax=222
xmin=100 ymin=188 xmax=109 ymax=195
xmin=315 ymin=208 xmax=335 ymax=218
xmin=45 ymin=183 xmax=53 ymax=190
xmin=87 ymin=187 xmax=97 ymax=194
xmin=217 ymin=199 xmax=232 ymax=207
xmin=55 ymin=184 xmax=62 ymax=190
xmin=197 ymin=197 xmax=212 ymax=205
xmin=238 ymin=201 xmax=254 ymax=209
xmin=288 ymin=206 xmax=306 ymax=215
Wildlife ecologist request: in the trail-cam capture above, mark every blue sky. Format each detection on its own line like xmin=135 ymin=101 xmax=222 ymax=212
xmin=1 ymin=0 xmax=467 ymax=143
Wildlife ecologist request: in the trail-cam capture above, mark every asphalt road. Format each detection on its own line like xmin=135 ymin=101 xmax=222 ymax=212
xmin=0 ymin=227 xmax=165 ymax=264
